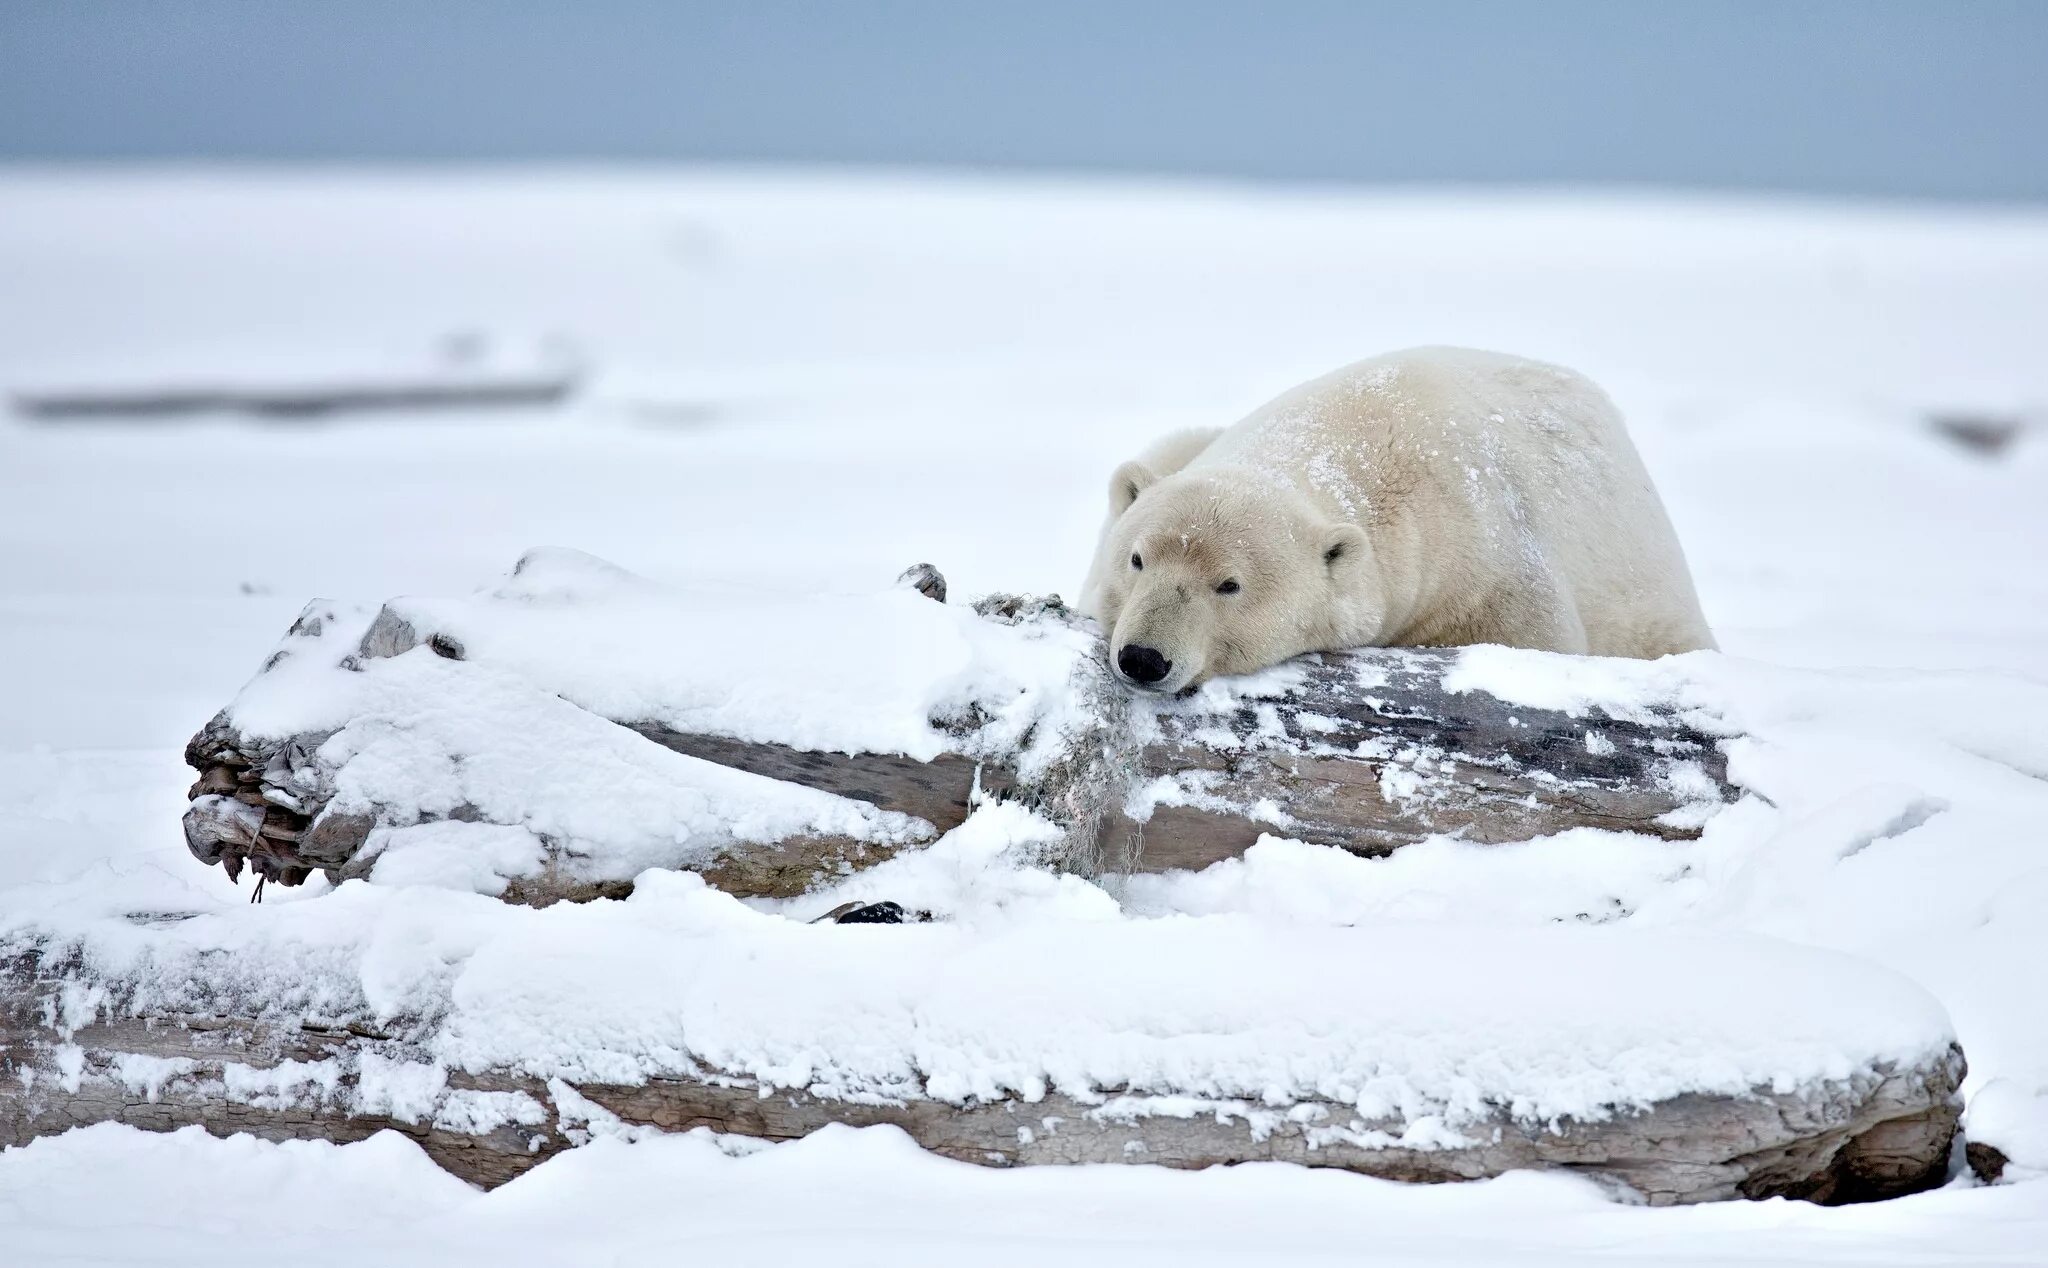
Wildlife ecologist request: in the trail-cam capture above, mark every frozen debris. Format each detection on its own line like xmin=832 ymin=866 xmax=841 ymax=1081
xmin=895 ymin=562 xmax=948 ymax=603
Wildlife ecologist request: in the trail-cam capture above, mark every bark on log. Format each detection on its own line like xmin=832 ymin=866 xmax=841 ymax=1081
xmin=181 ymin=574 xmax=1734 ymax=902
xmin=0 ymin=949 xmax=1964 ymax=1206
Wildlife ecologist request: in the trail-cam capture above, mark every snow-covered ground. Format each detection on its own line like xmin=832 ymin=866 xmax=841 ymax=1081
xmin=3 ymin=168 xmax=2047 ymax=1265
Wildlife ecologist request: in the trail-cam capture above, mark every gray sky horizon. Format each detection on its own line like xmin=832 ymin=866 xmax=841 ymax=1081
xmin=4 ymin=1 xmax=2045 ymax=203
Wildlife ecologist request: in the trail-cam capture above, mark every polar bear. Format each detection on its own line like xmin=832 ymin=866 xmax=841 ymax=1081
xmin=1080 ymin=346 xmax=1714 ymax=692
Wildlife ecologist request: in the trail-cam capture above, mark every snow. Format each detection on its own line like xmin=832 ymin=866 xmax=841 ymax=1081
xmin=6 ymin=1121 xmax=2042 ymax=1268
xmin=4 ymin=167 xmax=2048 ymax=1262
xmin=201 ymin=544 xmax=1095 ymax=889
xmin=307 ymin=637 xmax=934 ymax=889
xmin=240 ymin=543 xmax=1095 ymax=763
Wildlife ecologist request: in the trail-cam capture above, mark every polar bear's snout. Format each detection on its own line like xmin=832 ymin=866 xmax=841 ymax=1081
xmin=1115 ymin=643 xmax=1173 ymax=687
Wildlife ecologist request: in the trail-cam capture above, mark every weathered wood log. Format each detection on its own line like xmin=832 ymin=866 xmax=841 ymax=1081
xmin=1093 ymin=647 xmax=1724 ymax=874
xmin=11 ymin=371 xmax=578 ymax=421
xmin=0 ymin=937 xmax=1965 ymax=1206
xmin=180 ymin=565 xmax=1734 ymax=902
xmin=0 ymin=950 xmax=553 ymax=1186
xmin=1926 ymin=411 xmax=2027 ymax=459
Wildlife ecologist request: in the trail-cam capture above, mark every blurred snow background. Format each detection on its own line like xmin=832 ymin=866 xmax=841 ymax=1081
xmin=5 ymin=2 xmax=2048 ymax=1264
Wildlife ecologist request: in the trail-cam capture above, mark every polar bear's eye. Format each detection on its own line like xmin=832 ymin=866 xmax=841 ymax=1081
xmin=1130 ymin=552 xmax=1143 ymax=570
xmin=1215 ymin=579 xmax=1240 ymax=595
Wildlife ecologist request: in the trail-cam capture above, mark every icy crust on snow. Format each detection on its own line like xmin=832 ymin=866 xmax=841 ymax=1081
xmin=8 ymin=866 xmax=1957 ymax=1138
xmin=231 ymin=547 xmax=1096 ymax=765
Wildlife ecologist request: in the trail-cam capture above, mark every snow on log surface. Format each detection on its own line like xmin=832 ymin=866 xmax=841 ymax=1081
xmin=0 ymin=890 xmax=1964 ymax=1205
xmin=179 ymin=549 xmax=1735 ymax=900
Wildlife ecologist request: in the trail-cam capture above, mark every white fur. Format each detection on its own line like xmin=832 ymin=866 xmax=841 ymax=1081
xmin=1080 ymin=347 xmax=1714 ymax=691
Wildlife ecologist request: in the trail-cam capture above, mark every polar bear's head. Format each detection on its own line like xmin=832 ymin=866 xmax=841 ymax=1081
xmin=1087 ymin=463 xmax=1378 ymax=693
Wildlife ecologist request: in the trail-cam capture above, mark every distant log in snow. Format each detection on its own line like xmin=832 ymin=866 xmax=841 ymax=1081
xmin=179 ymin=560 xmax=1734 ymax=901
xmin=11 ymin=372 xmax=578 ymax=421
xmin=1925 ymin=411 xmax=2029 ymax=458
xmin=12 ymin=337 xmax=582 ymax=421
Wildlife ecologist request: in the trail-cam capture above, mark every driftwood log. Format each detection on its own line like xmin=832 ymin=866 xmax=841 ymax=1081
xmin=183 ymin=570 xmax=1735 ymax=901
xmin=11 ymin=371 xmax=577 ymax=421
xmin=0 ymin=967 xmax=1964 ymax=1206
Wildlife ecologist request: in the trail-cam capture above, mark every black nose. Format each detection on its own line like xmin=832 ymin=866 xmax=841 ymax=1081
xmin=1117 ymin=644 xmax=1172 ymax=685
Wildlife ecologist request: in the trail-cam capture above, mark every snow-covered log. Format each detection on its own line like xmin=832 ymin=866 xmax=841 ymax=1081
xmin=180 ymin=551 xmax=1734 ymax=901
xmin=0 ymin=917 xmax=1965 ymax=1206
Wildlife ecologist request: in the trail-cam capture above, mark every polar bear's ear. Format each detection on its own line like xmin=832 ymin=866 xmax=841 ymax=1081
xmin=1108 ymin=461 xmax=1157 ymax=517
xmin=1320 ymin=524 xmax=1371 ymax=578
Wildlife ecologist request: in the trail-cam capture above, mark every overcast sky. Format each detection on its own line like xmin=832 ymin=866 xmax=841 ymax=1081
xmin=3 ymin=1 xmax=2044 ymax=201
